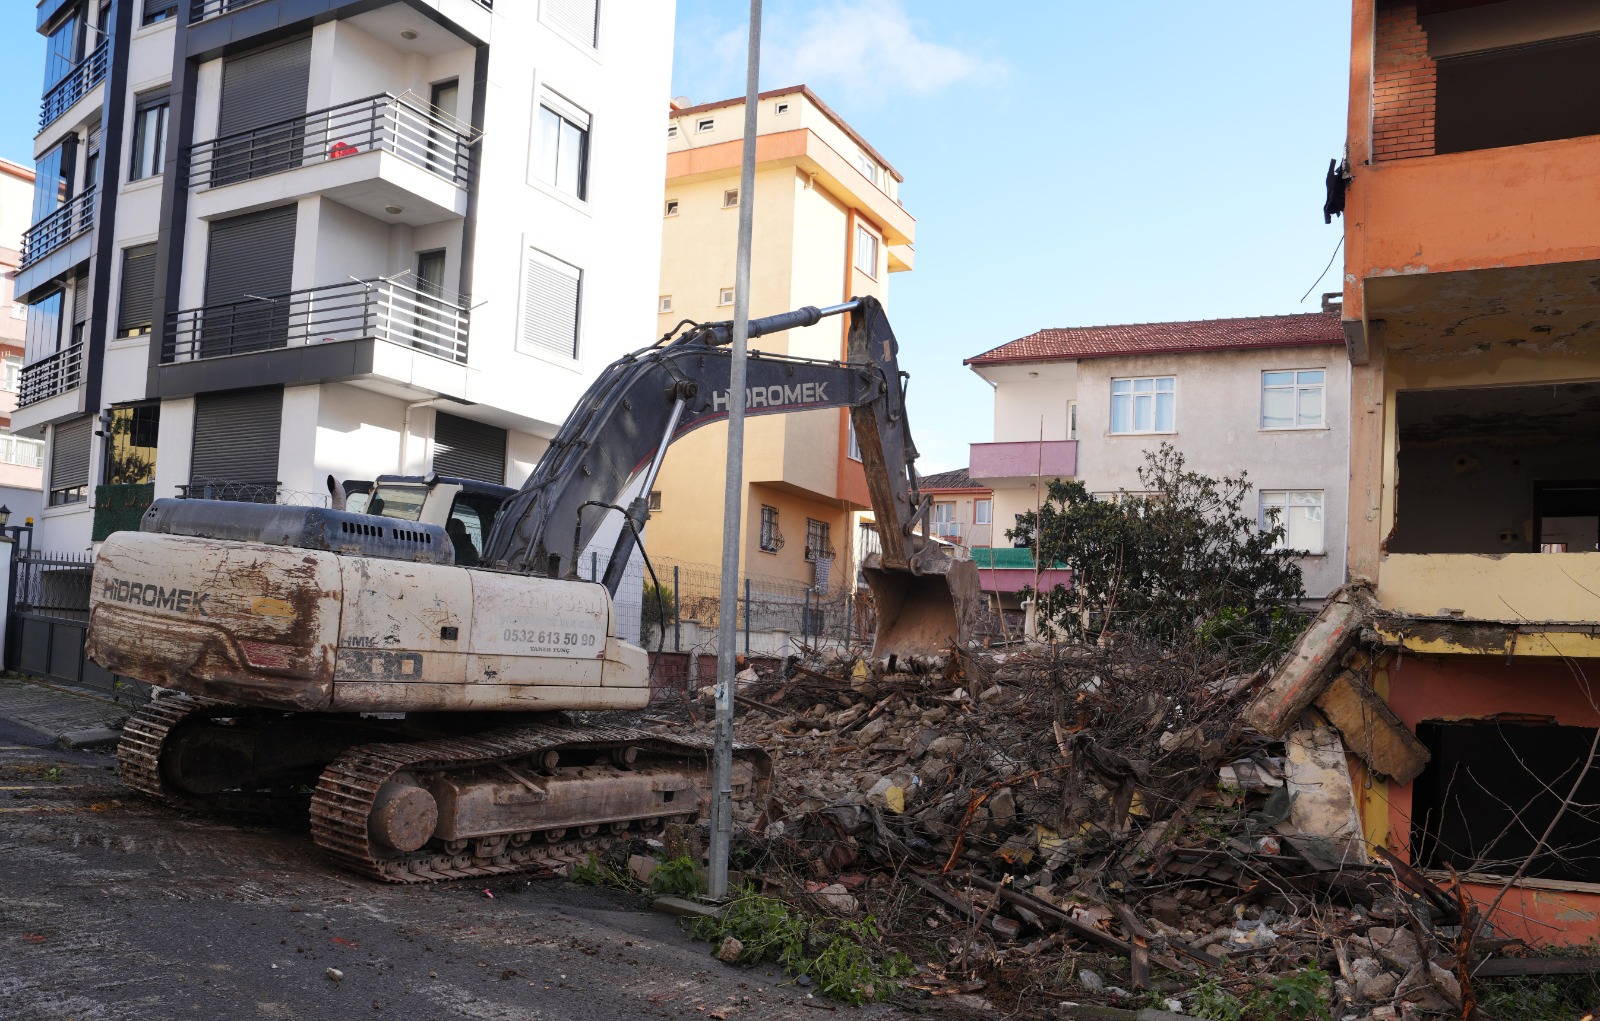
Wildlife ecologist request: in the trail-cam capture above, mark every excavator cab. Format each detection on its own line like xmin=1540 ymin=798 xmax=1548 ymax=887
xmin=336 ymin=474 xmax=513 ymax=568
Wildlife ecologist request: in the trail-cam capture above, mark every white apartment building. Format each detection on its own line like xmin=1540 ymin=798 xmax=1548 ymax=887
xmin=15 ymin=0 xmax=673 ymax=551
xmin=964 ymin=308 xmax=1351 ymax=600
xmin=0 ymin=158 xmax=47 ymax=520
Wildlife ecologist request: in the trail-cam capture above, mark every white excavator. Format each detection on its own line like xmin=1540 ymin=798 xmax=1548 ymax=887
xmin=86 ymin=297 xmax=978 ymax=882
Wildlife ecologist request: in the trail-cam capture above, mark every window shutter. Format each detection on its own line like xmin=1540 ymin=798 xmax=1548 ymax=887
xmin=191 ymin=387 xmax=283 ymax=491
xmin=118 ymin=244 xmax=157 ymax=336
xmin=73 ymin=271 xmax=90 ymax=325
xmin=205 ymin=205 xmax=296 ymax=306
xmin=432 ymin=412 xmax=506 ymax=484
xmin=51 ymin=416 xmax=92 ymax=490
xmin=543 ymin=0 xmax=599 ymax=46
xmin=520 ymin=248 xmax=581 ymax=359
xmin=218 ymin=37 xmax=312 ymax=135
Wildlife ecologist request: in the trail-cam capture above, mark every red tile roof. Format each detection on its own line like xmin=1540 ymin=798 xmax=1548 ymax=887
xmin=919 ymin=467 xmax=986 ymax=492
xmin=965 ymin=311 xmax=1344 ymax=367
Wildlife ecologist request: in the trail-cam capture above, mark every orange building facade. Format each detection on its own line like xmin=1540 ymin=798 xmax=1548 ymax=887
xmin=1342 ymin=0 xmax=1600 ymax=941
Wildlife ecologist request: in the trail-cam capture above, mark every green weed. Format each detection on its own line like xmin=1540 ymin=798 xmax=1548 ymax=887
xmin=648 ymin=856 xmax=705 ymax=898
xmin=1247 ymin=966 xmax=1330 ymax=1021
xmin=1188 ymin=975 xmax=1244 ymax=1021
xmin=43 ymin=766 xmax=64 ymax=782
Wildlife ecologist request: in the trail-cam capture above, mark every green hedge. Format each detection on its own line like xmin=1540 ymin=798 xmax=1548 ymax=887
xmin=93 ymin=483 xmax=155 ymax=542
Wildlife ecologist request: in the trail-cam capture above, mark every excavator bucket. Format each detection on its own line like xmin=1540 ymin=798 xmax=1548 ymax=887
xmin=862 ymin=552 xmax=982 ymax=659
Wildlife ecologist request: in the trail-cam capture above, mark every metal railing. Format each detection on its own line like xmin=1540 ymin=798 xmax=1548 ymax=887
xmin=17 ymin=343 xmax=84 ymax=407
xmin=40 ymin=40 xmax=108 ymax=129
xmin=190 ymin=92 xmax=475 ymax=190
xmin=188 ymin=0 xmax=266 ymax=22
xmin=0 ymin=435 xmax=45 ymax=468
xmin=175 ymin=479 xmax=332 ymax=506
xmin=21 ymin=190 xmax=96 ymax=267
xmin=164 ymin=274 xmax=470 ymax=364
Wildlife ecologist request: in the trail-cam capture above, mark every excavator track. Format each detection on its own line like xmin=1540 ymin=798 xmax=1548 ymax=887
xmin=312 ymin=720 xmax=767 ymax=883
xmin=118 ymin=694 xmax=301 ymax=819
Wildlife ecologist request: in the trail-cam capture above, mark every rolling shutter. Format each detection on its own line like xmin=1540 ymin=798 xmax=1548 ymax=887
xmin=118 ymin=244 xmax=156 ymax=336
xmin=191 ymin=388 xmax=282 ymax=494
xmin=72 ymin=270 xmax=90 ymax=326
xmin=219 ymin=37 xmax=311 ymax=135
xmin=50 ymin=416 xmax=92 ymax=492
xmin=542 ymin=0 xmax=599 ymax=45
xmin=204 ymin=206 xmax=296 ymax=355
xmin=520 ymin=248 xmax=581 ymax=359
xmin=433 ymin=412 xmax=506 ymax=484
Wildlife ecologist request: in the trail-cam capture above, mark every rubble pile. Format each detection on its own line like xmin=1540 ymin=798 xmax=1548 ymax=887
xmin=662 ymin=644 xmax=1566 ymax=1020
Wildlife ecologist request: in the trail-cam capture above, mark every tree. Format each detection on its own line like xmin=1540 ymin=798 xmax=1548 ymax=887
xmin=640 ymin=580 xmax=677 ymax=650
xmin=1008 ymin=444 xmax=1305 ymax=657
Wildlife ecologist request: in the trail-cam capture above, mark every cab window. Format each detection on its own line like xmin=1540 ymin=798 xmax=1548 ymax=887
xmin=368 ymin=485 xmax=426 ymax=521
xmin=445 ymin=493 xmax=501 ymax=567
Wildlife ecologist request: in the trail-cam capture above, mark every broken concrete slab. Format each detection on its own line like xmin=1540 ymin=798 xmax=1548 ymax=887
xmin=1276 ymin=728 xmax=1367 ymax=870
xmin=1247 ymin=582 xmax=1375 ymax=737
xmin=1312 ymin=667 xmax=1430 ymax=784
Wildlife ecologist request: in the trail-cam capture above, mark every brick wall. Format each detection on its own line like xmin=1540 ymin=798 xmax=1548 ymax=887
xmin=1373 ymin=1 xmax=1436 ymax=160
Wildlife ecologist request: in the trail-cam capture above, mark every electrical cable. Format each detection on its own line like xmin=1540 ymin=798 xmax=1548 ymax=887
xmin=1299 ymin=236 xmax=1345 ymax=304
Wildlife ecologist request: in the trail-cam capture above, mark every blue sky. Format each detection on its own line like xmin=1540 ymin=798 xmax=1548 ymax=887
xmin=0 ymin=2 xmax=1351 ymax=472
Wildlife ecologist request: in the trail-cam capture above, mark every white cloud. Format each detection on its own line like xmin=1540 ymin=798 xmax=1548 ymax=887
xmin=674 ymin=1 xmax=1001 ymax=107
xmin=765 ymin=0 xmax=1000 ymax=99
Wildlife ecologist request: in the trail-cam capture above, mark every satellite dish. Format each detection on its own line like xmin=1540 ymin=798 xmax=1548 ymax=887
xmin=671 ymin=96 xmax=692 ymax=109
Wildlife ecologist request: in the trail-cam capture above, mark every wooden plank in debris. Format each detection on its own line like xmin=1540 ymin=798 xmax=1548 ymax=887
xmin=1112 ymin=904 xmax=1152 ymax=990
xmin=1247 ymin=583 xmax=1373 ymax=737
xmin=1313 ymin=669 xmax=1430 ymax=784
xmin=906 ymin=874 xmax=1021 ymax=940
xmin=1473 ymin=957 xmax=1600 ymax=977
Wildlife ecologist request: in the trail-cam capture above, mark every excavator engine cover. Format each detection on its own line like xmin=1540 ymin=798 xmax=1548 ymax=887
xmin=862 ymin=553 xmax=981 ymax=658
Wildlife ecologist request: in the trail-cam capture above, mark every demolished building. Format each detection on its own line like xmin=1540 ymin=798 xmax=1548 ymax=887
xmin=1332 ymin=0 xmax=1600 ymax=943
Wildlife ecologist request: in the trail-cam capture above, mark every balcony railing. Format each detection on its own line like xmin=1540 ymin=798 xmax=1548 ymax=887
xmin=164 ymin=275 xmax=470 ymax=365
xmin=0 ymin=434 xmax=45 ymax=468
xmin=190 ymin=93 xmax=475 ymax=191
xmin=18 ymin=343 xmax=84 ymax=408
xmin=40 ymin=40 xmax=107 ymax=129
xmin=21 ymin=190 xmax=95 ymax=267
xmin=188 ymin=0 xmax=266 ymax=23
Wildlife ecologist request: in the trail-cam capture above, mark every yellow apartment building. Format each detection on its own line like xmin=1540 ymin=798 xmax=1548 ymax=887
xmin=649 ymin=86 xmax=915 ymax=591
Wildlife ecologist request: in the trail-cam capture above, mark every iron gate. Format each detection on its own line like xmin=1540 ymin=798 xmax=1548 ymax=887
xmin=6 ymin=549 xmax=148 ymax=703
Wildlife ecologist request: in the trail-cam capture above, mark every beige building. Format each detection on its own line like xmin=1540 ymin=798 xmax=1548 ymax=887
xmin=964 ymin=309 xmax=1350 ymax=601
xmin=650 ymin=86 xmax=914 ymax=590
xmin=0 ymin=158 xmax=43 ymax=516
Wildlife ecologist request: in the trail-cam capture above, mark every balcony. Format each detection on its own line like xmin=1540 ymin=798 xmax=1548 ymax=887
xmin=18 ymin=343 xmax=83 ymax=409
xmin=189 ymin=93 xmax=475 ymax=226
xmin=0 ymin=434 xmax=45 ymax=468
xmin=969 ymin=440 xmax=1078 ymax=488
xmin=20 ymin=190 xmax=95 ymax=268
xmin=39 ymin=39 xmax=106 ymax=130
xmin=165 ymin=276 xmax=469 ymax=364
xmin=187 ymin=0 xmax=265 ymax=22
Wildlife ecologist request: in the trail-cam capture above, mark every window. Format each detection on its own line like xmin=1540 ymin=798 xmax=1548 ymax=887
xmin=24 ymin=290 xmax=65 ymax=366
xmin=805 ymin=518 xmax=832 ymax=561
xmin=854 ymin=226 xmax=879 ymax=279
xmin=536 ymin=95 xmax=590 ymax=200
xmin=657 ymin=295 xmax=672 ymax=313
xmin=117 ymin=243 xmax=157 ymax=337
xmin=142 ymin=0 xmax=178 ymax=24
xmin=1259 ymin=490 xmax=1324 ymax=554
xmin=33 ymin=140 xmax=76 ymax=227
xmin=667 ymin=123 xmax=678 ymax=138
xmin=775 ymin=102 xmax=790 ymax=115
xmin=718 ymin=287 xmax=734 ymax=306
xmin=697 ymin=118 xmax=715 ymax=133
xmin=759 ymin=505 xmax=782 ymax=552
xmin=426 ymin=79 xmax=460 ymax=177
xmin=856 ymin=153 xmax=878 ymax=185
xmin=416 ymin=249 xmax=447 ymax=298
xmin=664 ymin=199 xmax=679 ymax=217
xmin=931 ymin=502 xmax=957 ymax=539
xmin=1261 ymin=369 xmax=1325 ymax=429
xmin=521 ymin=248 xmax=582 ymax=359
xmin=648 ymin=490 xmax=662 ymax=512
xmin=49 ymin=416 xmax=92 ymax=506
xmin=1 ymin=356 xmax=19 ymax=391
xmin=847 ymin=417 xmax=861 ymax=461
xmin=1110 ymin=376 xmax=1175 ymax=434
xmin=1067 ymin=401 xmax=1078 ymax=441
xmin=975 ymin=499 xmax=992 ymax=526
xmin=105 ymin=404 xmax=159 ymax=485
xmin=723 ymin=188 xmax=738 ymax=208
xmin=129 ymin=94 xmax=168 ymax=181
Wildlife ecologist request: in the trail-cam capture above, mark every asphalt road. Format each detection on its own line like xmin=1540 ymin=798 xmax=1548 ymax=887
xmin=0 ymin=719 xmax=906 ymax=1021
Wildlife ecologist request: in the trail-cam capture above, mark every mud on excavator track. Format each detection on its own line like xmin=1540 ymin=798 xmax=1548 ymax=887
xmin=120 ymin=696 xmax=771 ymax=883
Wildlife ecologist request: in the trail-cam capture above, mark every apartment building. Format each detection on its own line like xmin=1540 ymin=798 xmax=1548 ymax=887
xmin=649 ymin=85 xmax=914 ymax=593
xmin=0 ymin=159 xmax=46 ymax=519
xmin=963 ymin=311 xmax=1350 ymax=605
xmin=15 ymin=0 xmax=672 ymax=553
xmin=1339 ymin=0 xmax=1600 ymax=940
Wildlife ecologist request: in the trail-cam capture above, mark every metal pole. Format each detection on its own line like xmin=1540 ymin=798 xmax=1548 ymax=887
xmin=744 ymin=577 xmax=751 ymax=656
xmin=803 ymin=588 xmax=811 ymax=642
xmin=673 ymin=565 xmax=681 ymax=653
xmin=710 ymin=0 xmax=761 ymax=903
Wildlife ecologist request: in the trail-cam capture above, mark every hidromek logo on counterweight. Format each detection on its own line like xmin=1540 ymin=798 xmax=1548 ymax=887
xmin=100 ymin=578 xmax=210 ymax=616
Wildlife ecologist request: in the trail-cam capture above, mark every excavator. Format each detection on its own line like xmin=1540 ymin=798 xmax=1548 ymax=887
xmin=86 ymin=296 xmax=979 ymax=883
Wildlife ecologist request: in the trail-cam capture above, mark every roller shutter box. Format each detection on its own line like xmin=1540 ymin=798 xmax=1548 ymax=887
xmin=50 ymin=416 xmax=92 ymax=492
xmin=433 ymin=412 xmax=506 ymax=484
xmin=520 ymin=248 xmax=581 ymax=359
xmin=203 ymin=205 xmax=296 ymax=355
xmin=118 ymin=244 xmax=156 ymax=336
xmin=215 ymin=36 xmax=312 ymax=183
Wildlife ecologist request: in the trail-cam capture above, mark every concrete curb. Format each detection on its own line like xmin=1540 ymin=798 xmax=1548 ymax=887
xmin=57 ymin=727 xmax=124 ymax=750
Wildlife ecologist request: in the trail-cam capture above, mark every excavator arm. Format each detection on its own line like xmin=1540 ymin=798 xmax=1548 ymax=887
xmin=481 ymin=295 xmax=978 ymax=655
